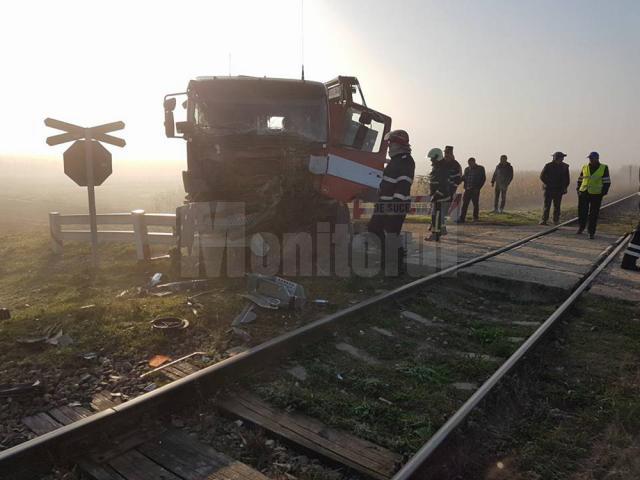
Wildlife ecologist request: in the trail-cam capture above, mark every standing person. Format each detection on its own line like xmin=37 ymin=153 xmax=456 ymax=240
xmin=457 ymin=157 xmax=486 ymax=223
xmin=491 ymin=154 xmax=514 ymax=213
xmin=426 ymin=147 xmax=446 ymax=241
xmin=443 ymin=145 xmax=463 ymax=198
xmin=576 ymin=151 xmax=611 ymax=239
xmin=367 ymin=129 xmax=415 ymax=274
xmin=539 ymin=152 xmax=571 ymax=225
xmin=621 ymin=206 xmax=640 ymax=271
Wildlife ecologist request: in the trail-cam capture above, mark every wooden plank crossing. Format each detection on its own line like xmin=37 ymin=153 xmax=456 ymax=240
xmin=217 ymin=391 xmax=403 ymax=480
xmin=22 ymin=399 xmax=268 ymax=480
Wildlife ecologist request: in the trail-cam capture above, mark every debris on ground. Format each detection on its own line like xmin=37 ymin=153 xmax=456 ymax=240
xmin=0 ymin=308 xmax=10 ymax=320
xmin=149 ymin=291 xmax=173 ymax=298
xmin=287 ymin=365 xmax=308 ymax=382
xmin=225 ymin=346 xmax=248 ymax=357
xmin=232 ymin=327 xmax=251 ymax=343
xmin=0 ymin=380 xmax=43 ymax=398
xmin=16 ymin=325 xmax=73 ymax=347
xmin=148 ymin=354 xmax=172 ymax=368
xmin=242 ymin=274 xmax=306 ymax=310
xmin=81 ymin=352 xmax=98 ymax=360
xmin=400 ymin=310 xmax=436 ymax=326
xmin=312 ymin=299 xmax=329 ymax=306
xmin=149 ymin=272 xmax=165 ymax=288
xmin=153 ymin=279 xmax=210 ymax=293
xmin=80 ymin=304 xmax=96 ymax=310
xmin=150 ymin=317 xmax=189 ymax=331
xmin=143 ymin=383 xmax=157 ymax=392
xmin=231 ymin=304 xmax=257 ymax=327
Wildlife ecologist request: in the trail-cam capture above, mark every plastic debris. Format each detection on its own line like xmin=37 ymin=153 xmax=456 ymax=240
xmin=231 ymin=304 xmax=257 ymax=326
xmin=149 ymin=354 xmax=172 ymax=368
xmin=0 ymin=308 xmax=10 ymax=321
xmin=242 ymin=273 xmax=306 ymax=310
xmin=149 ymin=273 xmax=165 ymax=288
xmin=150 ymin=317 xmax=189 ymax=331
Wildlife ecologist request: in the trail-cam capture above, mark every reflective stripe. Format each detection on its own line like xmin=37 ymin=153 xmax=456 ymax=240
xmin=629 ymin=242 xmax=640 ymax=249
xmin=624 ymin=250 xmax=640 ymax=257
xmin=382 ymin=175 xmax=413 ymax=184
xmin=379 ymin=195 xmax=393 ymax=200
xmin=392 ymin=193 xmax=412 ymax=200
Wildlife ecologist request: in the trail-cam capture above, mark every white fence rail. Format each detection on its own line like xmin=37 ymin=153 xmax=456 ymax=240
xmin=49 ymin=210 xmax=176 ymax=260
xmin=49 ymin=198 xmax=460 ymax=261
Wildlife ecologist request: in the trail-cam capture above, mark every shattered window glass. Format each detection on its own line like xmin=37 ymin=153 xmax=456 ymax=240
xmin=342 ymin=108 xmax=384 ymax=152
xmin=194 ymin=98 xmax=327 ymax=142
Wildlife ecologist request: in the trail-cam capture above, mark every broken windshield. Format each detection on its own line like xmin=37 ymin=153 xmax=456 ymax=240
xmin=194 ymin=97 xmax=327 ymax=142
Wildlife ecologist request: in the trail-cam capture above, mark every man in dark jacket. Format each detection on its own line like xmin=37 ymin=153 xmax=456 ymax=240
xmin=576 ymin=151 xmax=611 ymax=239
xmin=539 ymin=151 xmax=571 ymax=225
xmin=368 ymin=129 xmax=415 ymax=274
xmin=491 ymin=155 xmax=514 ymax=213
xmin=457 ymin=157 xmax=486 ymax=223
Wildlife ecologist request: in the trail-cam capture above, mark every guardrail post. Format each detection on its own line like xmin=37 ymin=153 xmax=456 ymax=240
xmin=132 ymin=209 xmax=150 ymax=260
xmin=49 ymin=212 xmax=63 ymax=254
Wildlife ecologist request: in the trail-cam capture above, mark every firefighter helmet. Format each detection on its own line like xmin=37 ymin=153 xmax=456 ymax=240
xmin=427 ymin=147 xmax=444 ymax=162
xmin=384 ymin=129 xmax=410 ymax=145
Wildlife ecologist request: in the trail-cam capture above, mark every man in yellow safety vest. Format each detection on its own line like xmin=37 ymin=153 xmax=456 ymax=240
xmin=576 ymin=151 xmax=611 ymax=239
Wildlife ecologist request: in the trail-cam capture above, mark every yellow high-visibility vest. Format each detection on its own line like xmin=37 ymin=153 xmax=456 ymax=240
xmin=579 ymin=163 xmax=607 ymax=195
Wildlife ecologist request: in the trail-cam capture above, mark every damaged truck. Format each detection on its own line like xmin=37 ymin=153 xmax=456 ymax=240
xmin=164 ymin=75 xmax=392 ymax=273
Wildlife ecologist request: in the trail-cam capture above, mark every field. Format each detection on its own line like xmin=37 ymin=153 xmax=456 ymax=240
xmin=1 ymin=156 xmax=637 ymax=234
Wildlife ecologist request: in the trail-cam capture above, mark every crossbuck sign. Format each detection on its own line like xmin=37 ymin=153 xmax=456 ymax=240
xmin=45 ymin=118 xmax=126 ymax=267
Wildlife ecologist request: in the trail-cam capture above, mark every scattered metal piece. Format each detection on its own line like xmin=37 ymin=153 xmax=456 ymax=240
xmin=0 ymin=380 xmax=43 ymax=398
xmin=0 ymin=308 xmax=10 ymax=321
xmin=378 ymin=397 xmax=393 ymax=405
xmin=116 ymin=290 xmax=129 ymax=298
xmin=80 ymin=304 xmax=96 ymax=310
xmin=149 ymin=291 xmax=173 ymax=298
xmin=153 ymin=279 xmax=209 ymax=292
xmin=232 ymin=327 xmax=251 ymax=343
xmin=231 ymin=304 xmax=257 ymax=327
xmin=150 ymin=317 xmax=189 ymax=331
xmin=149 ymin=355 xmax=172 ymax=368
xmin=81 ymin=352 xmax=98 ymax=360
xmin=17 ymin=325 xmax=73 ymax=347
xmin=242 ymin=273 xmax=306 ymax=310
xmin=143 ymin=383 xmax=157 ymax=392
xmin=313 ymin=299 xmax=329 ymax=306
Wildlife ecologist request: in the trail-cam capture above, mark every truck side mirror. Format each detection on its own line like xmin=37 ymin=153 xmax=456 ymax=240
xmin=164 ymin=97 xmax=177 ymax=138
xmin=176 ymin=121 xmax=194 ymax=135
xmin=164 ymin=110 xmax=175 ymax=137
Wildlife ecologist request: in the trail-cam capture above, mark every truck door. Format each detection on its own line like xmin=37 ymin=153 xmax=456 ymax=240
xmin=313 ymin=76 xmax=391 ymax=203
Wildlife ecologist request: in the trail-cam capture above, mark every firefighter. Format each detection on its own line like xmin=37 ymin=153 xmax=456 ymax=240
xmin=457 ymin=157 xmax=486 ymax=223
xmin=367 ymin=129 xmax=415 ymax=274
xmin=491 ymin=154 xmax=514 ymax=213
xmin=621 ymin=208 xmax=640 ymax=271
xmin=425 ymin=148 xmax=451 ymax=241
xmin=576 ymin=151 xmax=611 ymax=239
xmin=539 ymin=152 xmax=571 ymax=225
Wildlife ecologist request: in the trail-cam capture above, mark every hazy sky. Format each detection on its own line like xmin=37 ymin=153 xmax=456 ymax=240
xmin=1 ymin=0 xmax=638 ymax=174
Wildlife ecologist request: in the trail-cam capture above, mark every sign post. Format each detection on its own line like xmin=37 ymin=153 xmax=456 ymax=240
xmin=45 ymin=118 xmax=125 ymax=267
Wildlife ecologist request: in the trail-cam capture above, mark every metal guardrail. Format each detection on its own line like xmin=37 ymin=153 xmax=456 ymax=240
xmin=49 ymin=210 xmax=176 ymax=260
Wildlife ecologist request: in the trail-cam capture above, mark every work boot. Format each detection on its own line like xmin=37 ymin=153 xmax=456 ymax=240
xmin=576 ymin=228 xmax=584 ymax=235
xmin=539 ymin=220 xmax=548 ymax=226
xmin=425 ymin=233 xmax=440 ymax=242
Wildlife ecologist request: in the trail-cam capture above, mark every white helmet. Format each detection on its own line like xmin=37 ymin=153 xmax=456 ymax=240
xmin=427 ymin=147 xmax=444 ymax=162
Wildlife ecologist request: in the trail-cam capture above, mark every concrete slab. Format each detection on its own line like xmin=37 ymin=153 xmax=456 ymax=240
xmin=591 ymin=250 xmax=640 ymax=302
xmin=403 ymin=223 xmax=621 ymax=290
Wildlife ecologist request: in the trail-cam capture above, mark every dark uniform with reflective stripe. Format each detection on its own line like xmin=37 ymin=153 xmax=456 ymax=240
xmin=368 ymin=152 xmax=415 ymax=273
xmin=368 ymin=152 xmax=415 ymax=236
xmin=621 ymin=197 xmax=640 ymax=271
xmin=429 ymin=158 xmax=462 ymax=236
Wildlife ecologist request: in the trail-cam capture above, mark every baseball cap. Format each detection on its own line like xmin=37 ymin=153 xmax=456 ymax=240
xmin=587 ymin=151 xmax=600 ymax=160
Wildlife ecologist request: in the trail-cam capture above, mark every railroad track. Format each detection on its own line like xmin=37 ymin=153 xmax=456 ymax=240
xmin=1 ymin=192 xmax=637 ymax=480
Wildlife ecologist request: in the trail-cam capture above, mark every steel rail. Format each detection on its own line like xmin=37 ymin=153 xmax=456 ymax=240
xmin=392 ymin=232 xmax=632 ymax=480
xmin=0 ymin=192 xmax=637 ymax=476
